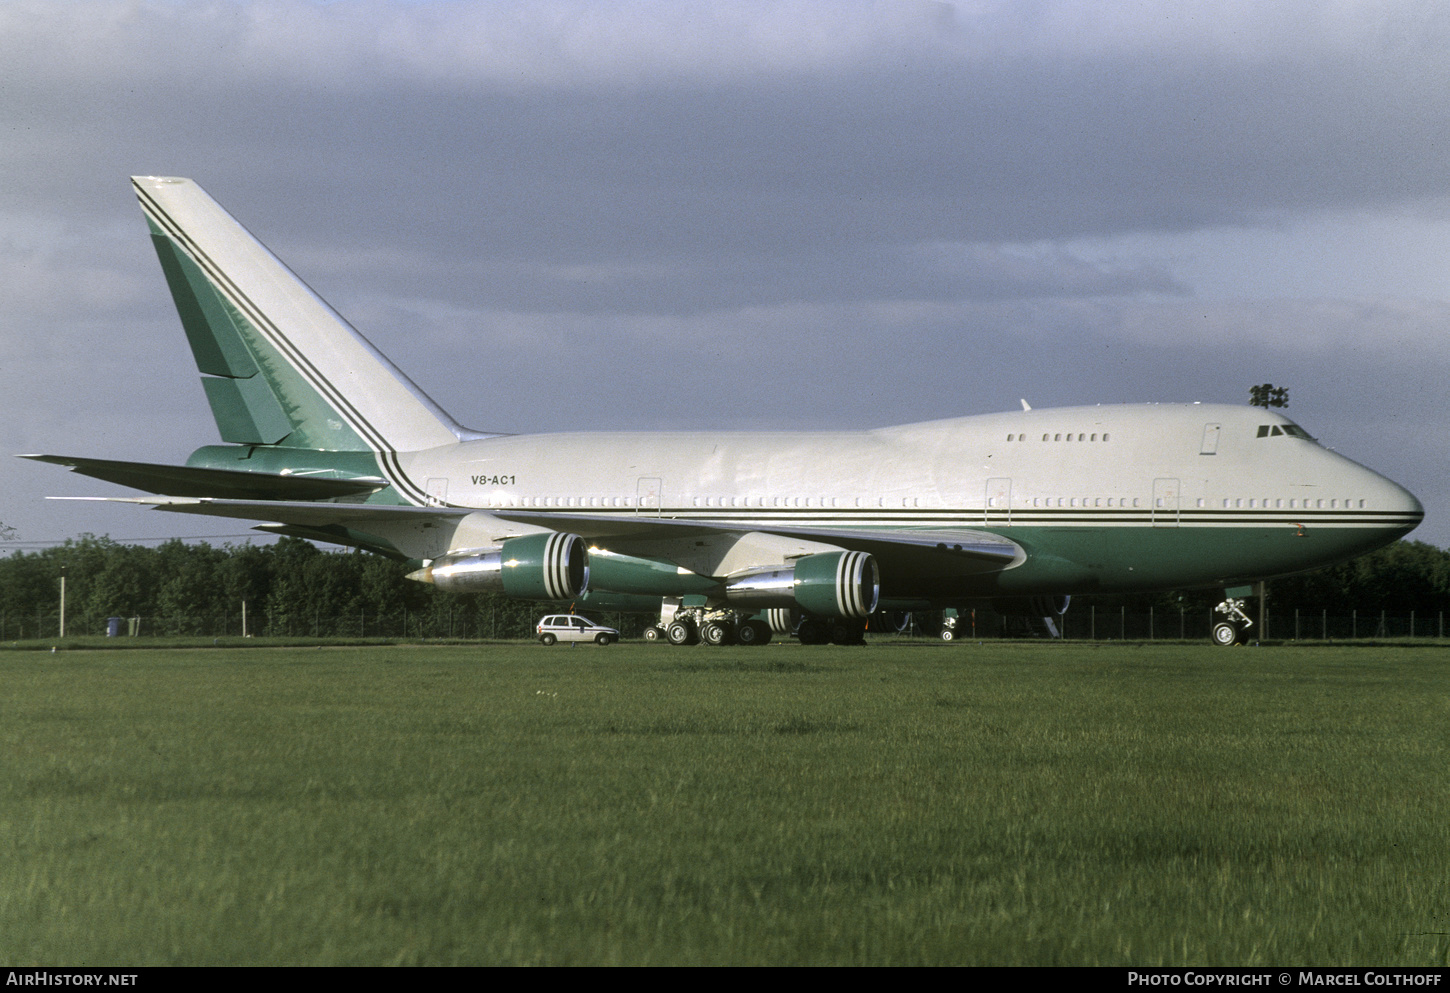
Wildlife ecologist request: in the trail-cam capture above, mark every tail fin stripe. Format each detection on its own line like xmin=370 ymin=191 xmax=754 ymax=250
xmin=135 ymin=182 xmax=433 ymax=505
xmin=136 ymin=186 xmax=387 ymax=447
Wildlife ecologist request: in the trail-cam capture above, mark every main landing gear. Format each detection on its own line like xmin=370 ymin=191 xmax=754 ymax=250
xmin=642 ymin=605 xmax=775 ymax=647
xmin=642 ymin=604 xmax=869 ymax=646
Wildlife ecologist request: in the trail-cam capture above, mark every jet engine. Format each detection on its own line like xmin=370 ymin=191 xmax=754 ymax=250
xmin=763 ymin=608 xmax=795 ymax=635
xmin=724 ymin=550 xmax=879 ymax=619
xmin=409 ymin=531 xmax=589 ymax=600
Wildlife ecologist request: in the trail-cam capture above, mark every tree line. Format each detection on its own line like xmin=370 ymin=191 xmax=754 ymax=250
xmin=1 ymin=534 xmax=1447 ymax=641
xmin=0 ymin=536 xmax=561 ymax=640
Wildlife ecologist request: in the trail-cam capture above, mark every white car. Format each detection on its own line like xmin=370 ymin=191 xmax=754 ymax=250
xmin=536 ymin=614 xmax=620 ymax=646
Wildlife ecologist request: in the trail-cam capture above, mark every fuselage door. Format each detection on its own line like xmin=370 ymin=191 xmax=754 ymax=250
xmin=636 ymin=477 xmax=663 ymax=517
xmin=1153 ymin=478 xmax=1180 ymax=527
xmin=1201 ymin=423 xmax=1221 ymax=455
xmin=426 ymin=477 xmax=448 ymax=507
xmin=985 ymin=478 xmax=1012 ymax=527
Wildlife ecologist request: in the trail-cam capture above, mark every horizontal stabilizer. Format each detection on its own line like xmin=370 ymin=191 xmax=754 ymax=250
xmin=47 ymin=495 xmax=461 ymax=525
xmin=20 ymin=455 xmax=387 ymax=501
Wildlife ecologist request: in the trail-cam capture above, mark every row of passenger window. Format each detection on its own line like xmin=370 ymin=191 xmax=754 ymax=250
xmin=1026 ymin=497 xmax=1140 ymax=508
xmin=1223 ymin=497 xmax=1365 ymax=509
xmin=1005 ymin=433 xmax=1110 ymax=442
xmin=469 ymin=495 xmax=930 ymax=510
xmin=1013 ymin=497 xmax=1368 ymax=510
xmin=459 ymin=493 xmax=1368 ymax=512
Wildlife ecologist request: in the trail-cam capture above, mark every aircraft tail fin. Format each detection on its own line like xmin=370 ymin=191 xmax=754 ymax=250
xmin=133 ymin=176 xmax=469 ymax=454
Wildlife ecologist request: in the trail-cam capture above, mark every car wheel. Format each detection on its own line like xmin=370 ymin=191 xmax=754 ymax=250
xmin=540 ymin=633 xmax=557 ymax=646
xmin=595 ymin=633 xmax=614 ymax=645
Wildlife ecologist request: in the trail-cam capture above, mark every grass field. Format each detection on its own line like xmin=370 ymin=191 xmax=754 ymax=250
xmin=2 ymin=639 xmax=1446 ymax=966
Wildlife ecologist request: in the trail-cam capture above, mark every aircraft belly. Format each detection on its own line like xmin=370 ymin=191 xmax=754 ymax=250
xmin=982 ymin=522 xmax=1420 ymax=594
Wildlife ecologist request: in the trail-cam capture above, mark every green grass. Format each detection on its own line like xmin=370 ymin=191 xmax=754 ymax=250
xmin=2 ymin=641 xmax=1446 ymax=965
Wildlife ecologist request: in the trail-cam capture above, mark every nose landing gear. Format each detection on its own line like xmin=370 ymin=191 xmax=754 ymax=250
xmin=1212 ymin=597 xmax=1253 ymax=646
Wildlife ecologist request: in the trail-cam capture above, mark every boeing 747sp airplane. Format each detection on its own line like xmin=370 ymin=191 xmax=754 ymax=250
xmin=23 ymin=177 xmax=1424 ymax=645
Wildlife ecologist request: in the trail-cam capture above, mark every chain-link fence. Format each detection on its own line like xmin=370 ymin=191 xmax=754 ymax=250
xmin=3 ymin=606 xmax=655 ymax=642
xmin=6 ymin=606 xmax=1445 ymax=643
xmin=1058 ymin=607 xmax=1447 ymax=641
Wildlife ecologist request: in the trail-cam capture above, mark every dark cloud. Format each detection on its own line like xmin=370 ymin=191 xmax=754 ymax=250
xmin=2 ymin=1 xmax=1447 ymax=547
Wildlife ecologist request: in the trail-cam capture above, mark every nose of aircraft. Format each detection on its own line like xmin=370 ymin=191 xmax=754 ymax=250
xmin=1389 ymin=480 xmax=1425 ymax=533
xmin=1357 ymin=461 xmax=1423 ymax=540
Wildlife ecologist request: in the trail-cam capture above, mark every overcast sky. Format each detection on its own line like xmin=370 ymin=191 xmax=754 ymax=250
xmin=3 ymin=0 xmax=1448 ymax=553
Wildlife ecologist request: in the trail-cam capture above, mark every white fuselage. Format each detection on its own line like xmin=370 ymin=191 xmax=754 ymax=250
xmin=400 ymin=403 xmax=1417 ymax=531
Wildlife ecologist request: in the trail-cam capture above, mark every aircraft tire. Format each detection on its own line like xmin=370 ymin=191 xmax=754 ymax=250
xmin=735 ymin=619 xmax=771 ymax=646
xmin=700 ymin=621 xmax=730 ymax=646
xmin=940 ymin=627 xmax=955 ymax=642
xmin=1211 ymin=621 xmax=1242 ymax=647
xmin=540 ymin=633 xmax=557 ymax=646
xmin=667 ymin=620 xmax=697 ymax=646
xmin=643 ymin=626 xmax=663 ymax=642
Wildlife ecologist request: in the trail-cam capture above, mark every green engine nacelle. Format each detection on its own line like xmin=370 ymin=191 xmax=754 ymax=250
xmin=794 ymin=550 xmax=879 ymax=618
xmin=725 ymin=550 xmax=879 ymax=619
xmin=410 ymin=532 xmax=589 ymax=600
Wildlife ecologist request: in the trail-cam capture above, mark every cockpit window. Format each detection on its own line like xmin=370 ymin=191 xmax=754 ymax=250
xmin=1256 ymin=424 xmax=1314 ymax=440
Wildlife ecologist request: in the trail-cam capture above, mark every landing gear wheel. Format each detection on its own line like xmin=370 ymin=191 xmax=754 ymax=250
xmin=796 ymin=619 xmax=826 ymax=645
xmin=940 ymin=627 xmax=955 ymax=642
xmin=667 ymin=620 xmax=698 ymax=646
xmin=735 ymin=620 xmax=771 ymax=646
xmin=700 ymin=621 xmax=731 ymax=646
xmin=1211 ymin=621 xmax=1242 ymax=646
xmin=643 ymin=626 xmax=663 ymax=642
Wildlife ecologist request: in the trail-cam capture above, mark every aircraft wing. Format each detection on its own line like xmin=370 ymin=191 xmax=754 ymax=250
xmin=489 ymin=509 xmax=1023 ymax=578
xmin=21 ymin=455 xmax=387 ymax=501
xmin=51 ymin=497 xmax=1022 ymax=581
xmin=47 ymin=496 xmax=470 ymax=560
